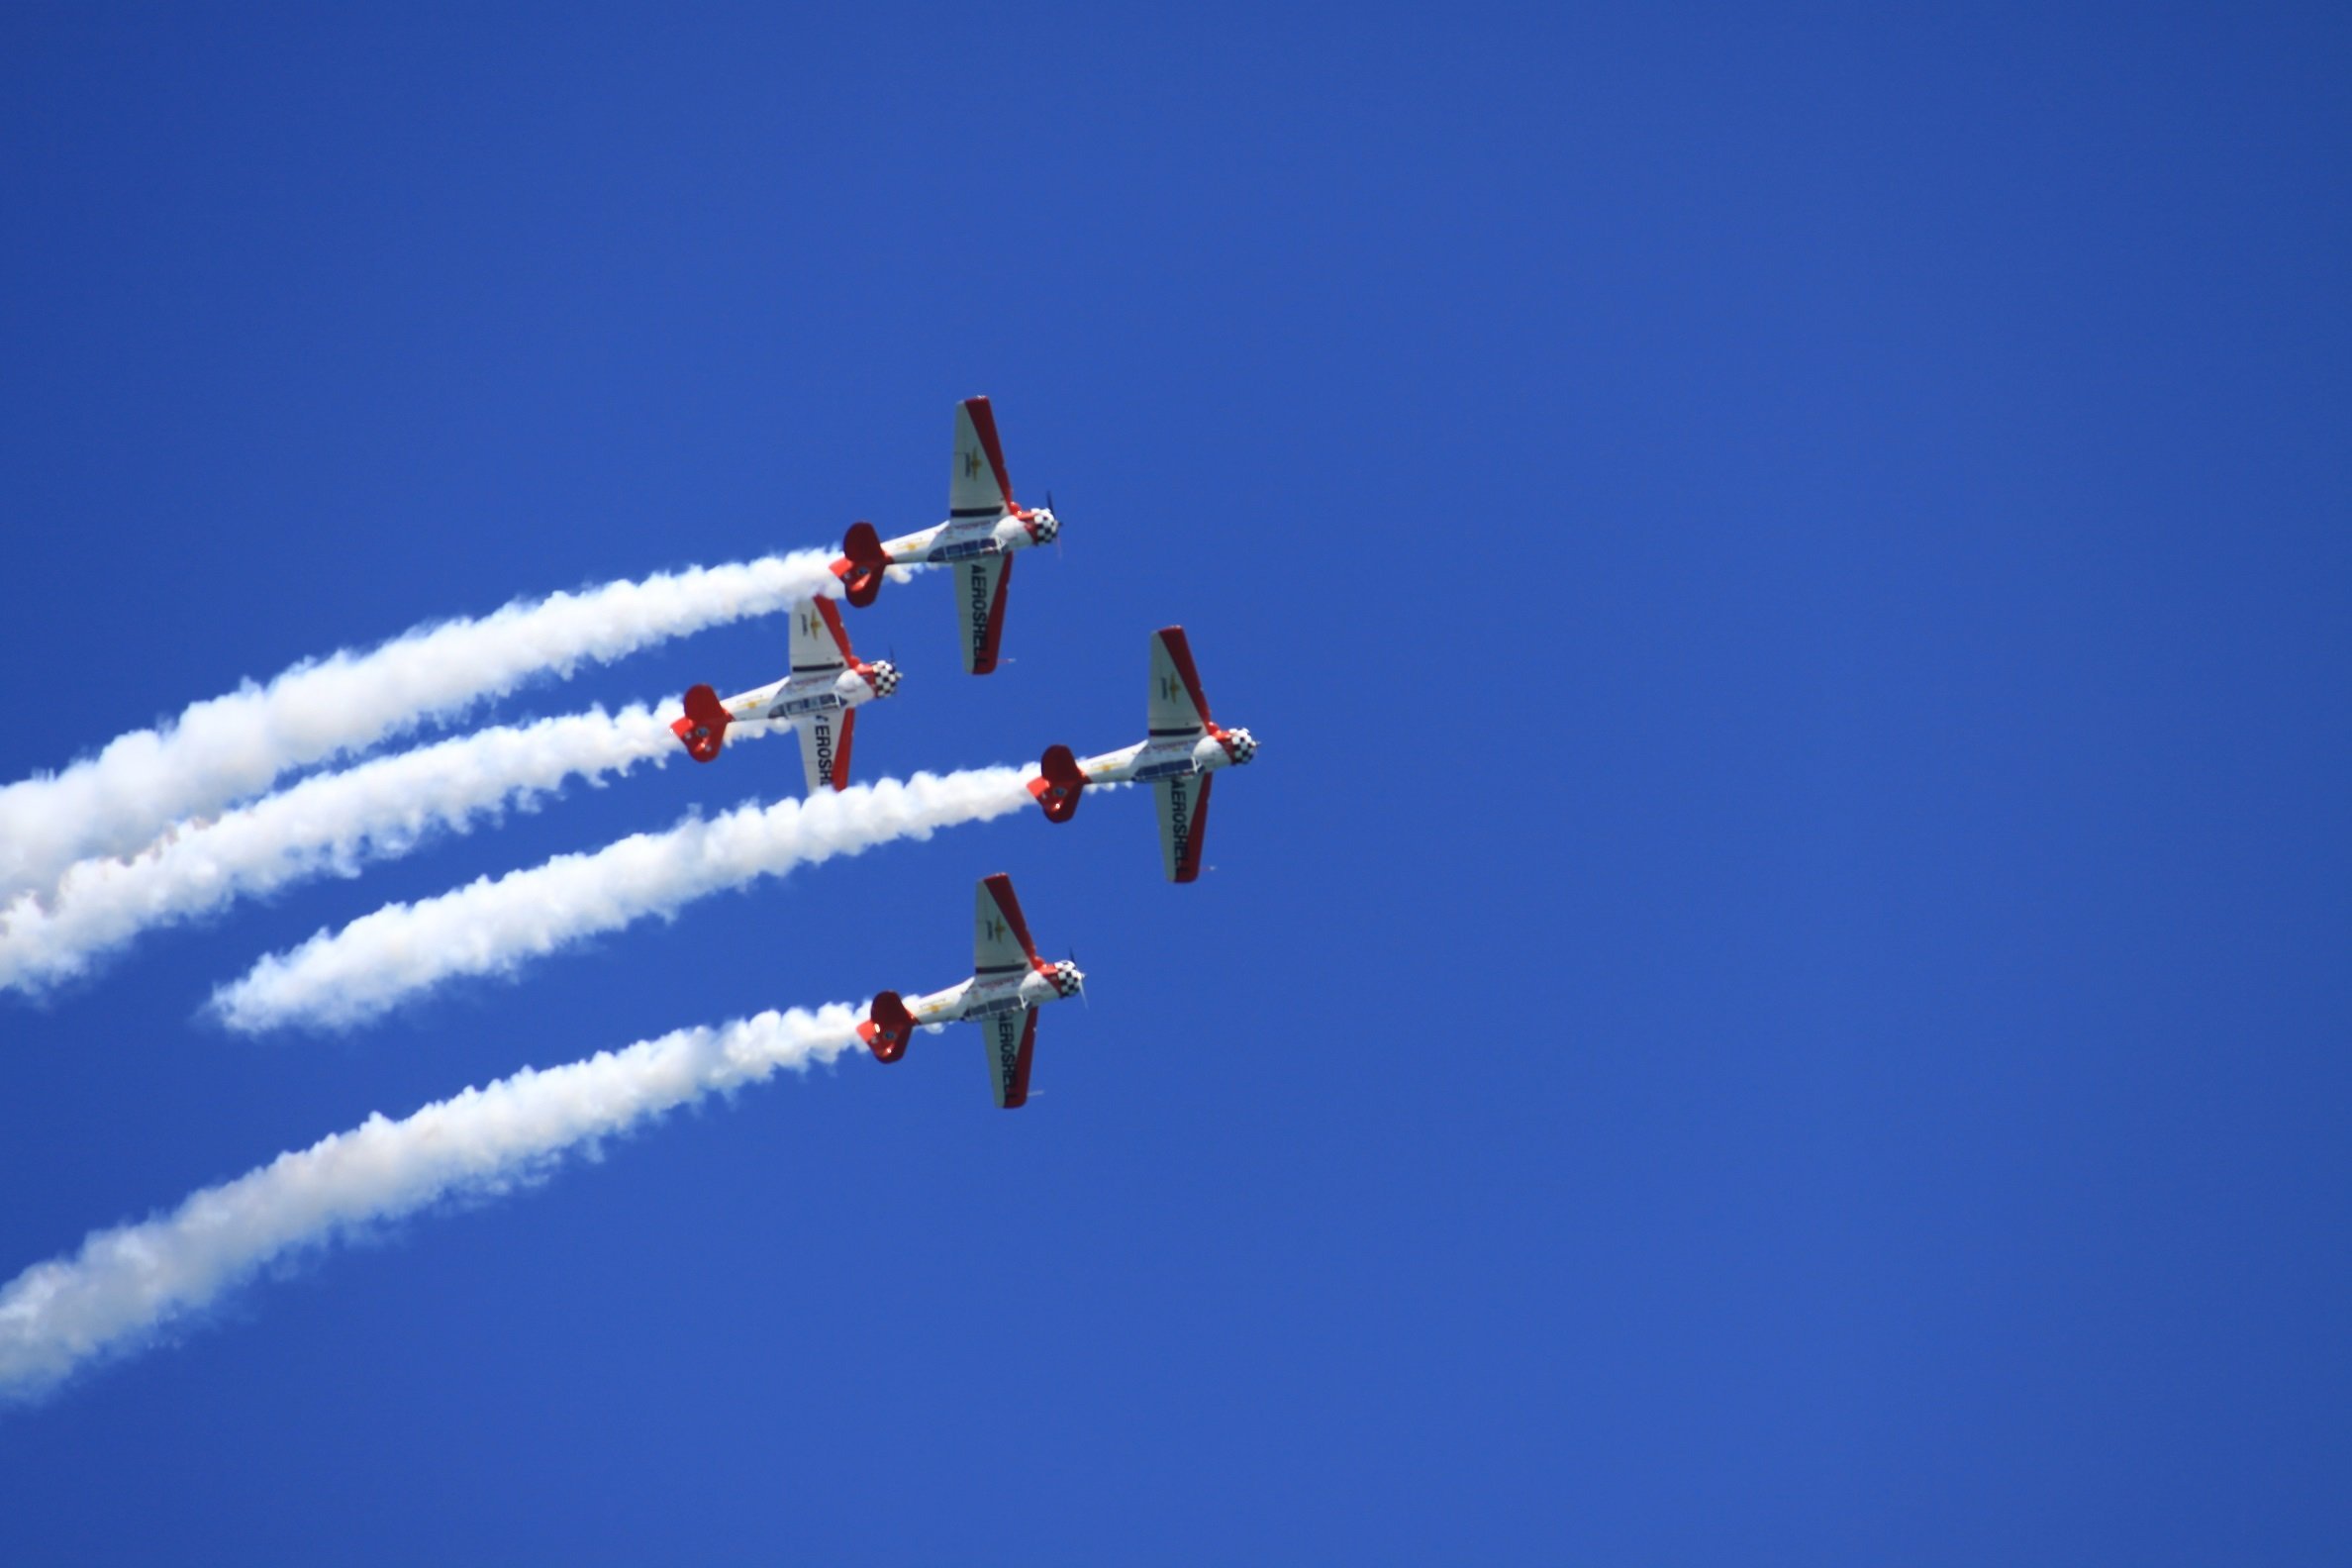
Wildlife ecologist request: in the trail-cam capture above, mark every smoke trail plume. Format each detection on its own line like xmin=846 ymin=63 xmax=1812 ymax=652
xmin=213 ymin=767 xmax=1033 ymax=1032
xmin=0 ymin=1005 xmax=860 ymax=1398
xmin=0 ymin=551 xmax=837 ymax=900
xmin=0 ymin=702 xmax=764 ymax=995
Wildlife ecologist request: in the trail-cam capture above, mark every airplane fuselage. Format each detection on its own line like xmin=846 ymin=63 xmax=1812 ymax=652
xmin=906 ymin=962 xmax=1074 ymax=1029
xmin=877 ymin=506 xmax=1057 ymax=567
xmin=717 ymin=665 xmax=883 ymax=728
xmin=1076 ymin=730 xmax=1250 ymax=787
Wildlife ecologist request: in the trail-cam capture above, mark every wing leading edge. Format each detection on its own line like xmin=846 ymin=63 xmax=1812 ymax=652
xmin=975 ymin=872 xmax=1040 ymax=977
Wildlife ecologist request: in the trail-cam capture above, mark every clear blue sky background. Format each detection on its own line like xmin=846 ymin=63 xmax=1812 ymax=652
xmin=3 ymin=4 xmax=2348 ymax=1562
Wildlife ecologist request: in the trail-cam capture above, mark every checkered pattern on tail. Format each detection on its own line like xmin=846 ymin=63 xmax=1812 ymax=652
xmin=1220 ymin=726 xmax=1258 ymax=765
xmin=863 ymin=661 xmax=902 ymax=698
xmin=1051 ymin=961 xmax=1085 ymax=998
xmin=1025 ymin=509 xmax=1060 ymax=544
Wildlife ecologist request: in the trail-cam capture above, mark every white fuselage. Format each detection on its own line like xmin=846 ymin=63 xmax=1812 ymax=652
xmin=1076 ymin=732 xmax=1244 ymax=788
xmin=906 ymin=964 xmax=1070 ymax=1029
xmin=879 ymin=506 xmax=1056 ymax=565
xmin=718 ymin=665 xmax=884 ymax=729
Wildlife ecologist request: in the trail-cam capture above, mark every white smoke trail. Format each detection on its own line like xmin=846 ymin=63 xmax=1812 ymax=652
xmin=0 ymin=702 xmax=766 ymax=995
xmin=213 ymin=766 xmax=1033 ymax=1032
xmin=0 ymin=551 xmax=838 ymax=900
xmin=0 ymin=1004 xmax=861 ymax=1398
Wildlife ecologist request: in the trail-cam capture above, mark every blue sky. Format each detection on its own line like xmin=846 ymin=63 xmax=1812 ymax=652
xmin=2 ymin=3 xmax=2348 ymax=1561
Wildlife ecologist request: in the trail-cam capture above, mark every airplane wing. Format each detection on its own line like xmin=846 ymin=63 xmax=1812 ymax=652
xmin=975 ymin=872 xmax=1040 ymax=978
xmin=788 ymin=596 xmax=854 ymax=676
xmin=793 ymin=706 xmax=854 ymax=793
xmin=1147 ymin=626 xmax=1212 ymax=738
xmin=980 ymin=1007 xmax=1037 ymax=1110
xmin=956 ymin=552 xmax=1014 ymax=674
xmin=950 ymin=395 xmax=1014 ymax=520
xmin=1154 ymin=772 xmax=1213 ymax=883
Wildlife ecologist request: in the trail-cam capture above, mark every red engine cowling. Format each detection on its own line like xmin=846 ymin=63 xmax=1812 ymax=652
xmin=858 ymin=991 xmax=916 ymax=1062
xmin=831 ymin=521 xmax=888 ymax=608
xmin=1028 ymin=744 xmax=1086 ymax=823
xmin=669 ymin=684 xmax=732 ymax=763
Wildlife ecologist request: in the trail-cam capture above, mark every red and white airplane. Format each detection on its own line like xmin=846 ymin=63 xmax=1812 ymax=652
xmin=669 ymin=597 xmax=901 ymax=793
xmin=859 ymin=873 xmax=1087 ymax=1110
xmin=831 ymin=396 xmax=1060 ymax=674
xmin=1028 ymin=627 xmax=1257 ymax=882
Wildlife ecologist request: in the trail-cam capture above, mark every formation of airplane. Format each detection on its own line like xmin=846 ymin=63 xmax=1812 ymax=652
xmin=858 ymin=873 xmax=1085 ymax=1109
xmin=670 ymin=596 xmax=901 ymax=794
xmin=668 ymin=397 xmax=1259 ymax=1107
xmin=1029 ymin=626 xmax=1257 ymax=881
xmin=831 ymin=396 xmax=1060 ymax=674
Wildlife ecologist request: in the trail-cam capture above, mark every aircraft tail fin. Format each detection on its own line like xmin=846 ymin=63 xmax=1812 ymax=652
xmin=832 ymin=522 xmax=888 ymax=608
xmin=1029 ymin=744 xmax=1086 ymax=822
xmin=670 ymin=684 xmax=732 ymax=762
xmin=859 ymin=991 xmax=916 ymax=1062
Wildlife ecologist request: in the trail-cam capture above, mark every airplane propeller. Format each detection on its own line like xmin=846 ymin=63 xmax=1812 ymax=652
xmin=1068 ymin=945 xmax=1089 ymax=1007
